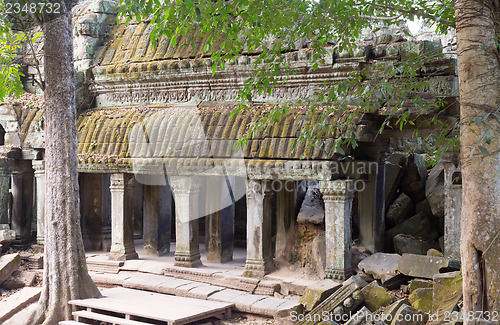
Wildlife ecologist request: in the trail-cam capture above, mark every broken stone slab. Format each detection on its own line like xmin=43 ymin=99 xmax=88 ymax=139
xmin=299 ymin=279 xmax=341 ymax=311
xmin=408 ymin=288 xmax=433 ymax=314
xmin=0 ymin=253 xmax=21 ymax=284
xmin=296 ymin=275 xmax=367 ymax=325
xmin=391 ymin=304 xmax=429 ymax=325
xmin=429 ymin=271 xmax=463 ymax=324
xmin=345 ymin=306 xmax=385 ymax=325
xmin=0 ymin=229 xmax=15 ymax=245
xmin=297 ymin=187 xmax=325 ymax=224
xmin=393 ymin=234 xmax=439 ymax=256
xmin=0 ymin=270 xmax=37 ymax=290
xmin=358 ymin=253 xmax=401 ymax=283
xmin=361 ymin=281 xmax=393 ymax=312
xmin=385 ymin=194 xmax=415 ymax=228
xmin=398 ymin=254 xmax=460 ymax=279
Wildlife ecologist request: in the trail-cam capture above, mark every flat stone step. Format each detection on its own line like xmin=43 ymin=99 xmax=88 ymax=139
xmin=69 ymin=287 xmax=233 ymax=325
xmin=73 ymin=310 xmax=153 ymax=325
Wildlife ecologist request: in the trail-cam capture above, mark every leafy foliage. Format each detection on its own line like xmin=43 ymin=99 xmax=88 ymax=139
xmin=0 ymin=2 xmax=25 ymax=101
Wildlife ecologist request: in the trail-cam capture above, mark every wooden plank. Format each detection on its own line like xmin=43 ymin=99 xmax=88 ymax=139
xmin=68 ymin=287 xmax=234 ymax=325
xmin=73 ymin=310 xmax=154 ymax=325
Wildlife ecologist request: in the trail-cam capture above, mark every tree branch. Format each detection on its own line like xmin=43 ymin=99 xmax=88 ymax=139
xmin=16 ymin=17 xmax=45 ymax=91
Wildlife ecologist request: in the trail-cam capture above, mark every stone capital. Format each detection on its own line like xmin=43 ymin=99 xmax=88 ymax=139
xmin=32 ymin=160 xmax=45 ymax=174
xmin=169 ymin=176 xmax=201 ymax=196
xmin=319 ymin=179 xmax=354 ymax=201
xmin=245 ymin=179 xmax=273 ymax=200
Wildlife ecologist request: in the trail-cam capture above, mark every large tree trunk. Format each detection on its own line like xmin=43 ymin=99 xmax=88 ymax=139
xmin=32 ymin=1 xmax=101 ymax=323
xmin=455 ymin=0 xmax=500 ymax=318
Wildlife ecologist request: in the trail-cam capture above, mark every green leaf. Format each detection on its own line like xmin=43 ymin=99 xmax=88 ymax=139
xmin=478 ymin=146 xmax=491 ymax=156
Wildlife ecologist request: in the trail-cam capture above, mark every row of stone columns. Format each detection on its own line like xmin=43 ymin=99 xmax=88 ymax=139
xmin=28 ymin=166 xmax=356 ymax=280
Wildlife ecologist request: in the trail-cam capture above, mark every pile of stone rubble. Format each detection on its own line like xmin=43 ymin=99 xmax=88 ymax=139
xmin=277 ymin=251 xmax=465 ymax=325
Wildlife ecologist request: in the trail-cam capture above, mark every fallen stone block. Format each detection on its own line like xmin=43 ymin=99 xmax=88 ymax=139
xmin=425 ymin=164 xmax=445 ymax=218
xmin=0 ymin=229 xmax=15 ymax=245
xmin=393 ymin=234 xmax=439 ymax=256
xmin=361 ymin=281 xmax=393 ymax=312
xmin=0 ymin=224 xmax=9 ymax=230
xmin=385 ymin=213 xmax=440 ymax=250
xmin=1 ymin=270 xmax=37 ymax=290
xmin=382 ymin=299 xmax=409 ymax=324
xmin=296 ymin=276 xmax=367 ymax=325
xmin=398 ymin=254 xmax=460 ymax=279
xmin=408 ymin=288 xmax=433 ymax=314
xmin=408 ymin=279 xmax=433 ymax=294
xmin=391 ymin=304 xmax=428 ymax=325
xmin=358 ymin=253 xmax=401 ymax=284
xmin=385 ymin=162 xmax=403 ymax=206
xmin=300 ymin=279 xmax=341 ymax=311
xmin=0 ymin=253 xmax=21 ymax=284
xmin=386 ymin=194 xmax=414 ymax=228
xmin=427 ymin=248 xmax=444 ymax=257
xmin=345 ymin=306 xmax=385 ymax=325
xmin=429 ymin=271 xmax=463 ymax=324
xmin=297 ymin=187 xmax=325 ymax=224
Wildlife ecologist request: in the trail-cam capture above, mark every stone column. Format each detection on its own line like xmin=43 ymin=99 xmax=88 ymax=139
xmin=319 ymin=179 xmax=354 ymax=280
xmin=109 ymin=173 xmax=138 ymax=260
xmin=32 ymin=160 xmax=45 ymax=244
xmin=243 ymin=179 xmax=274 ymax=278
xmin=206 ymin=176 xmax=234 ymax=263
xmin=0 ymin=159 xmax=13 ymax=224
xmin=276 ymin=180 xmax=295 ymax=253
xmin=143 ymin=183 xmax=171 ymax=256
xmin=170 ymin=176 xmax=202 ymax=267
xmin=442 ymin=153 xmax=462 ymax=260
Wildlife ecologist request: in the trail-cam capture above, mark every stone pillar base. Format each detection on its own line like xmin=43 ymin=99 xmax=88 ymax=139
xmin=325 ymin=266 xmax=353 ymax=281
xmin=243 ymin=258 xmax=273 ymax=278
xmin=174 ymin=251 xmax=202 ymax=268
xmin=109 ymin=243 xmax=139 ymax=261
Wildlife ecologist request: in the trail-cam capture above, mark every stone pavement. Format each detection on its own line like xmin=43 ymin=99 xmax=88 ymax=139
xmin=86 ymin=243 xmax=306 ymax=318
xmin=89 ymin=271 xmax=301 ymax=317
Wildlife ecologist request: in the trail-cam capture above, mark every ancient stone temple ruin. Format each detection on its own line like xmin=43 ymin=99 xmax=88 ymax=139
xmin=0 ymin=0 xmax=461 ymax=281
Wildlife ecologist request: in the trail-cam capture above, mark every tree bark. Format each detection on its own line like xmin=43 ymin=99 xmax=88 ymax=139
xmin=455 ymin=0 xmax=500 ymax=318
xmin=31 ymin=1 xmax=101 ymax=323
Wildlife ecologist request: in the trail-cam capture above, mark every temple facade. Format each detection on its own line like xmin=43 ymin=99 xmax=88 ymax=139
xmin=0 ymin=0 xmax=460 ymax=280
